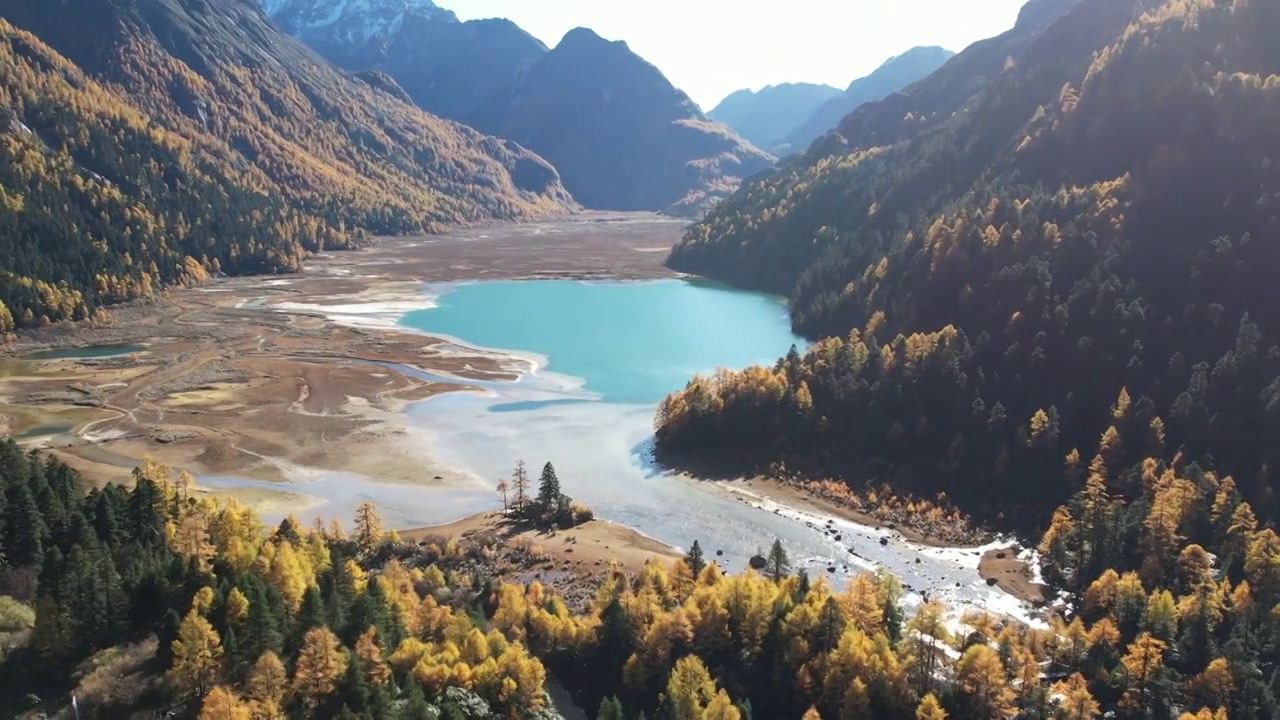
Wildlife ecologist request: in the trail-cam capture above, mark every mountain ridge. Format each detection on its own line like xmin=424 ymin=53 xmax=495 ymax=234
xmin=777 ymin=45 xmax=956 ymax=155
xmin=708 ymin=82 xmax=842 ymax=150
xmin=259 ymin=0 xmax=774 ymax=215
xmin=658 ymin=0 xmax=1280 ymax=528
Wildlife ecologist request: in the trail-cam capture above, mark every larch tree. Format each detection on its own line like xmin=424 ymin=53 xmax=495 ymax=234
xmin=496 ymin=479 xmax=509 ymax=513
xmin=168 ymin=609 xmax=225 ymax=699
xmin=354 ymin=626 xmax=392 ymax=688
xmin=665 ymin=655 xmax=718 ymax=720
xmin=225 ymin=587 xmax=250 ymax=629
xmin=247 ymin=650 xmax=289 ymax=711
xmin=1051 ymin=673 xmax=1100 ymax=720
xmin=955 ymin=644 xmax=1014 ymax=720
xmin=705 ymin=690 xmax=742 ymax=720
xmin=915 ymin=694 xmax=947 ymax=720
xmin=1119 ymin=633 xmax=1167 ymax=714
xmin=199 ymin=686 xmax=251 ymax=720
xmin=353 ymin=502 xmax=383 ymax=554
xmin=293 ymin=626 xmax=349 ymax=712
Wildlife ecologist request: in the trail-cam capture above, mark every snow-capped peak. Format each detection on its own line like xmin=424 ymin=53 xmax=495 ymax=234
xmin=261 ymin=0 xmax=454 ymax=48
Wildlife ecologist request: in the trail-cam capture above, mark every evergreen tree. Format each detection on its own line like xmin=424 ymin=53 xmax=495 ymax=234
xmin=766 ymin=540 xmax=791 ymax=583
xmin=4 ymin=479 xmax=46 ymax=567
xmin=400 ymin=676 xmax=435 ymax=720
xmin=536 ymin=462 xmax=562 ymax=514
xmin=685 ymin=540 xmax=706 ymax=577
xmin=597 ymin=695 xmax=625 ymax=720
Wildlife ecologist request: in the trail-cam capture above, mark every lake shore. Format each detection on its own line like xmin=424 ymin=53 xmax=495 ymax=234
xmin=0 ymin=213 xmax=684 ymax=507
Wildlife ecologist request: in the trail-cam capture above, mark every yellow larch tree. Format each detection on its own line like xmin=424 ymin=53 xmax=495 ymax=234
xmin=168 ymin=609 xmax=224 ymax=699
xmin=1051 ymin=673 xmax=1100 ymax=720
xmin=247 ymin=650 xmax=289 ymax=712
xmin=705 ymin=689 xmax=743 ymax=720
xmin=293 ymin=627 xmax=348 ymax=712
xmin=1119 ymin=633 xmax=1167 ymax=713
xmin=354 ymin=501 xmax=384 ymax=553
xmin=355 ymin=626 xmax=392 ymax=688
xmin=664 ymin=655 xmax=718 ymax=720
xmin=915 ymin=694 xmax=947 ymax=720
xmin=199 ymin=686 xmax=252 ymax=720
xmin=225 ymin=587 xmax=250 ymax=629
xmin=955 ymin=644 xmax=1014 ymax=719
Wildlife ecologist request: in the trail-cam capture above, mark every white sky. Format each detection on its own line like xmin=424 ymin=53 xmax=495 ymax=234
xmin=448 ymin=0 xmax=1028 ymax=109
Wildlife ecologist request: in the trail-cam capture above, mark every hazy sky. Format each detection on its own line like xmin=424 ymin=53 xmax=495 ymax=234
xmin=449 ymin=0 xmax=1028 ymax=110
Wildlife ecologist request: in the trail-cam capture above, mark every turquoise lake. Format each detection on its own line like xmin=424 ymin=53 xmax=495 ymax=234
xmin=400 ymin=279 xmax=805 ymax=405
xmin=209 ymin=274 xmax=1021 ymax=607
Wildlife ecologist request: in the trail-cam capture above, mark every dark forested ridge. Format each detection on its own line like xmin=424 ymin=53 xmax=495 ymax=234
xmin=659 ymin=0 xmax=1280 ymax=528
xmin=0 ymin=0 xmax=572 ymax=330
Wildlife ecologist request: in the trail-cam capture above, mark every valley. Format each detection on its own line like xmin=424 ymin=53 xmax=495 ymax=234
xmin=2 ymin=0 xmax=1277 ymax=717
xmin=0 ymin=213 xmax=1042 ymax=619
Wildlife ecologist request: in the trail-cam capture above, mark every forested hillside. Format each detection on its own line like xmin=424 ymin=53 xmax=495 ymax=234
xmin=659 ymin=0 xmax=1280 ymax=527
xmin=4 ymin=429 xmax=1279 ymax=719
xmin=0 ymin=0 xmax=572 ymax=329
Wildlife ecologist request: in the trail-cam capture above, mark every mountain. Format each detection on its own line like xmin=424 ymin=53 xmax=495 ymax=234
xmin=260 ymin=1 xmax=774 ymax=215
xmin=658 ymin=0 xmax=1280 ymax=528
xmin=481 ymin=28 xmax=775 ymax=215
xmin=266 ymin=0 xmax=548 ymax=128
xmin=0 ymin=0 xmax=571 ymax=329
xmin=708 ymin=83 xmax=842 ymax=150
xmin=777 ymin=46 xmax=956 ymax=155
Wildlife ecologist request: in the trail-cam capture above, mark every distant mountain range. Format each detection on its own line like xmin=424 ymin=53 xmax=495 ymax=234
xmin=262 ymin=0 xmax=774 ymax=216
xmin=708 ymin=83 xmax=842 ymax=150
xmin=777 ymin=46 xmax=956 ymax=155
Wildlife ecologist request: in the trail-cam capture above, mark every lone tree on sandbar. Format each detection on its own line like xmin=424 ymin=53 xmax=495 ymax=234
xmin=685 ymin=540 xmax=706 ymax=577
xmin=767 ymin=539 xmax=791 ymax=583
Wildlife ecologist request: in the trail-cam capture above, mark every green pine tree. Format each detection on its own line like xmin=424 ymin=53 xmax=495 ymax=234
xmin=597 ymin=696 xmax=625 ymax=720
xmin=685 ymin=540 xmax=706 ymax=577
xmin=536 ymin=462 xmax=562 ymax=513
xmin=767 ymin=539 xmax=791 ymax=583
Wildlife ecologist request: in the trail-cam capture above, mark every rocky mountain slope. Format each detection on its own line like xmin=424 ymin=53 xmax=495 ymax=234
xmin=0 ymin=0 xmax=571 ymax=328
xmin=261 ymin=0 xmax=773 ymax=215
xmin=777 ymin=46 xmax=956 ymax=155
xmin=708 ymin=82 xmax=842 ymax=151
xmin=659 ymin=0 xmax=1280 ymax=528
